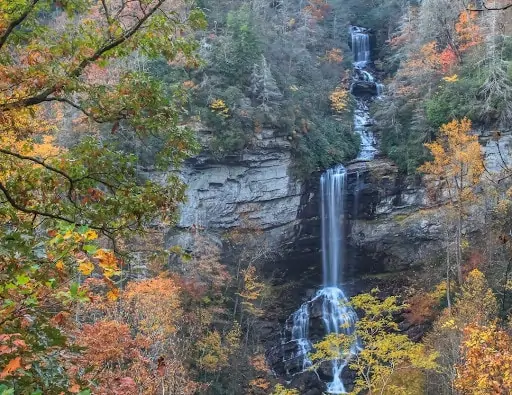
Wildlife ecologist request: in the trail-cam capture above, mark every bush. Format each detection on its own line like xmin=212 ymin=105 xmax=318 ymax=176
xmin=293 ymin=116 xmax=360 ymax=177
xmin=425 ymin=76 xmax=481 ymax=128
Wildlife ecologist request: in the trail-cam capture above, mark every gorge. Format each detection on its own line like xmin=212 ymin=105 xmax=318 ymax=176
xmin=2 ymin=1 xmax=512 ymax=394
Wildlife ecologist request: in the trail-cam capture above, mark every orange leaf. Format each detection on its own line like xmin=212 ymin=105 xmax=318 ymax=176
xmin=1 ymin=357 xmax=22 ymax=379
xmin=107 ymin=288 xmax=119 ymax=301
xmin=55 ymin=260 xmax=65 ymax=271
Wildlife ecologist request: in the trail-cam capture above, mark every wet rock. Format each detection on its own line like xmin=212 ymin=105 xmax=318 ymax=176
xmin=289 ymin=371 xmax=326 ymax=395
xmin=351 ymin=81 xmax=378 ymax=97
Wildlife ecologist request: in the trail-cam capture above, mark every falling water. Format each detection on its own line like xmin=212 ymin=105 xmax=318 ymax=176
xmin=283 ymin=25 xmax=383 ymax=394
xmin=290 ymin=303 xmax=313 ymax=371
xmin=351 ymin=26 xmax=371 ymax=68
xmin=286 ymin=166 xmax=359 ymax=394
xmin=321 ymin=166 xmax=346 ymax=287
xmin=350 ymin=26 xmax=380 ymax=161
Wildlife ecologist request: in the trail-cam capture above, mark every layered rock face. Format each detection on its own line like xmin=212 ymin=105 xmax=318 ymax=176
xmin=169 ymin=129 xmax=512 ymax=274
xmin=165 ymin=128 xmax=305 ymax=257
xmin=178 ymin=130 xmax=302 ymax=233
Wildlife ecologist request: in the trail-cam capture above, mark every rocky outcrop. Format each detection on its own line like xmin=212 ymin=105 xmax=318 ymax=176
xmin=351 ymin=81 xmax=379 ymax=97
xmin=178 ymin=129 xmax=301 ymax=232
xmin=162 ymin=127 xmax=306 ymax=260
xmin=166 ymin=129 xmax=511 ymax=275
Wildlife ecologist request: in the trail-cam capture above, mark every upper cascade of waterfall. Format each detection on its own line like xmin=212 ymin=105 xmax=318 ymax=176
xmin=350 ymin=26 xmax=371 ymax=68
xmin=349 ymin=25 xmax=381 ymax=161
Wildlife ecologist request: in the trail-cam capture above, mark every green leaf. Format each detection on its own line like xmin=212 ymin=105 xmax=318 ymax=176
xmin=83 ymin=244 xmax=97 ymax=254
xmin=70 ymin=282 xmax=79 ymax=297
xmin=16 ymin=274 xmax=30 ymax=285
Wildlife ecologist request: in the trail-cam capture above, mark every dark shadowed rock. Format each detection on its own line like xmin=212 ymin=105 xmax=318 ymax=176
xmin=351 ymin=81 xmax=378 ymax=97
xmin=290 ymin=371 xmax=326 ymax=395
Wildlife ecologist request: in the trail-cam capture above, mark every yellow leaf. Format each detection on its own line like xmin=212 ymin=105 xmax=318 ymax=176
xmin=443 ymin=74 xmax=459 ymax=82
xmin=78 ymin=260 xmax=94 ymax=276
xmin=107 ymin=288 xmax=119 ymax=301
xmin=84 ymin=229 xmax=98 ymax=241
xmin=62 ymin=230 xmax=74 ymax=240
xmin=55 ymin=260 xmax=65 ymax=271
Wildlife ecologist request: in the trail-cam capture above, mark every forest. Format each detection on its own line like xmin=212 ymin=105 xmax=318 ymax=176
xmin=0 ymin=0 xmax=512 ymax=394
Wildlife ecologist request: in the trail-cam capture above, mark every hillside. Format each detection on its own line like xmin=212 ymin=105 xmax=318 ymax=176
xmin=1 ymin=1 xmax=512 ymax=395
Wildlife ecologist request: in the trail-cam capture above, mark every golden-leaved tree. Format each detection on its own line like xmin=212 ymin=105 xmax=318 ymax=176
xmin=310 ymin=290 xmax=438 ymax=395
xmin=0 ymin=1 xmax=206 ymax=393
xmin=419 ymin=118 xmax=484 ymax=302
xmin=423 ymin=269 xmax=498 ymax=394
xmin=454 ymin=323 xmax=512 ymax=394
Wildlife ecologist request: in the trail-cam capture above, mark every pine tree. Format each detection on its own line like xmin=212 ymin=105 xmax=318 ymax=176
xmin=250 ymin=55 xmax=283 ymax=113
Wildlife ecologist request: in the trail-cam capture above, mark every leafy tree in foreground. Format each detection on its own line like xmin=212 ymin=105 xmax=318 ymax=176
xmin=423 ymin=269 xmax=498 ymax=394
xmin=310 ymin=290 xmax=438 ymax=395
xmin=0 ymin=0 xmax=205 ymax=392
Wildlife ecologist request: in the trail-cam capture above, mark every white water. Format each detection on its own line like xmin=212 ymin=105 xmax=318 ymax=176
xmin=285 ymin=26 xmax=381 ymax=394
xmin=287 ymin=166 xmax=359 ymax=394
xmin=351 ymin=26 xmax=371 ymax=68
xmin=321 ymin=167 xmax=346 ymax=287
xmin=350 ymin=26 xmax=381 ymax=161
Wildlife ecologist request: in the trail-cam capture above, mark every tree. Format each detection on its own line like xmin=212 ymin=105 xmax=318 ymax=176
xmin=478 ymin=1 xmax=512 ymax=127
xmin=454 ymin=323 xmax=512 ymax=394
xmin=271 ymin=384 xmax=299 ymax=395
xmin=0 ymin=1 xmax=205 ymax=392
xmin=419 ymin=118 xmax=484 ymax=287
xmin=423 ymin=269 xmax=498 ymax=394
xmin=310 ymin=290 xmax=438 ymax=395
xmin=250 ymin=55 xmax=283 ymax=113
xmin=329 ymin=86 xmax=349 ymax=113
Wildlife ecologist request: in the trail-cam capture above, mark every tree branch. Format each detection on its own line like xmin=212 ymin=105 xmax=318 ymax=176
xmin=69 ymin=0 xmax=166 ymax=79
xmin=0 ymin=147 xmax=75 ymax=184
xmin=42 ymin=97 xmax=115 ymax=123
xmin=0 ymin=181 xmax=108 ymax=233
xmin=0 ymin=0 xmax=166 ymax=112
xmin=0 ymin=0 xmax=40 ymax=50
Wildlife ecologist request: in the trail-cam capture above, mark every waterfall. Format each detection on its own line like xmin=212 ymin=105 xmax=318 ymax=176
xmin=282 ymin=25 xmax=382 ymax=394
xmin=351 ymin=26 xmax=371 ymax=68
xmin=321 ymin=166 xmax=346 ymax=287
xmin=286 ymin=165 xmax=359 ymax=394
xmin=350 ymin=26 xmax=381 ymax=161
xmin=290 ymin=304 xmax=312 ymax=371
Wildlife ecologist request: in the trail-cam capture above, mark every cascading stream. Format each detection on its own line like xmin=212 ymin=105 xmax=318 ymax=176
xmin=286 ymin=166 xmax=359 ymax=394
xmin=350 ymin=25 xmax=381 ymax=161
xmin=283 ymin=26 xmax=380 ymax=394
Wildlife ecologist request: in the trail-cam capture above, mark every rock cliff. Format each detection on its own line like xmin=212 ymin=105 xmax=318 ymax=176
xmin=167 ymin=126 xmax=511 ymax=285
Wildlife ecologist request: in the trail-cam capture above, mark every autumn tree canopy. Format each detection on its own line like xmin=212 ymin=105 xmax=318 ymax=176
xmin=0 ymin=0 xmax=206 ymax=392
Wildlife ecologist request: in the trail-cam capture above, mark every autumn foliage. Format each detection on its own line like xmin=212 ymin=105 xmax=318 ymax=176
xmin=455 ymin=323 xmax=512 ymax=394
xmin=329 ymin=86 xmax=350 ymax=113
